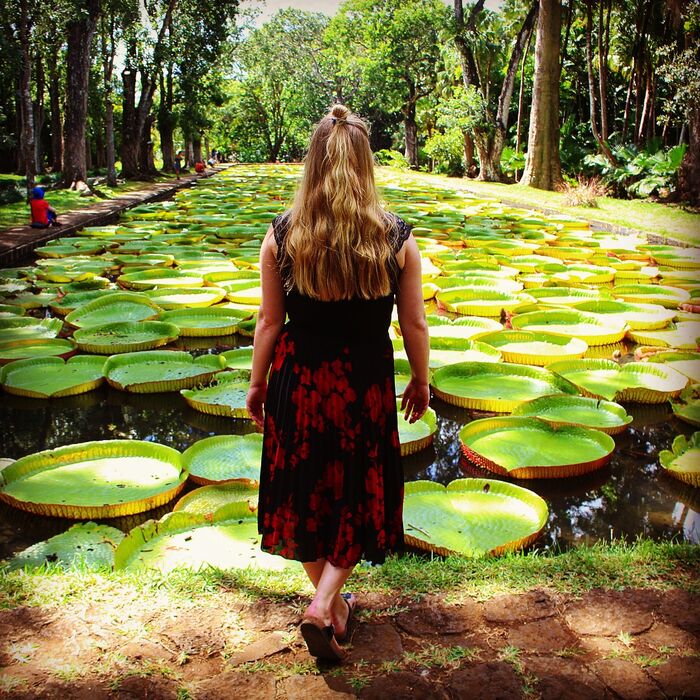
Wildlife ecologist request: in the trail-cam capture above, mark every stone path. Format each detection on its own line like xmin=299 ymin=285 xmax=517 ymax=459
xmin=1 ymin=587 xmax=698 ymax=698
xmin=0 ymin=167 xmax=230 ymax=267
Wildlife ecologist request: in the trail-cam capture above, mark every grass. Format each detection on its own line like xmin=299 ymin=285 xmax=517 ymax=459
xmin=396 ymin=168 xmax=700 ymax=246
xmin=0 ymin=539 xmax=697 ymax=614
xmin=0 ymin=173 xmax=180 ymax=230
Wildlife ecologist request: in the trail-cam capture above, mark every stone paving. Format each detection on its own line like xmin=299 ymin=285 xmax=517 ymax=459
xmin=1 ymin=587 xmax=698 ymax=698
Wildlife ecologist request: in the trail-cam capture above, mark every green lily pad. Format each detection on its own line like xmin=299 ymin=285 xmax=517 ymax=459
xmin=527 ymin=287 xmax=602 ymax=306
xmin=113 ymin=503 xmax=297 ymax=572
xmin=670 ymin=384 xmax=700 ymax=427
xmin=659 ymin=432 xmax=700 ymax=487
xmin=49 ymin=289 xmax=117 ymax=315
xmin=424 ymin=315 xmax=502 ymax=341
xmin=103 ymin=350 xmax=226 ymax=392
xmin=0 ymin=338 xmax=75 ymax=364
xmin=511 ymin=395 xmax=632 ymax=434
xmin=0 ymin=318 xmax=63 ymax=342
xmin=437 ymin=288 xmax=532 ymax=317
xmin=0 ymin=440 xmax=186 ymax=518
xmin=173 ymin=481 xmax=259 ymax=515
xmin=548 ymin=359 xmax=688 ymax=403
xmin=611 ymin=284 xmax=690 ymax=308
xmin=181 ymin=372 xmax=250 ymax=418
xmin=220 ymin=346 xmax=254 ymax=369
xmin=646 ymin=351 xmax=700 ymax=383
xmin=143 ymin=287 xmax=227 ymax=309
xmin=571 ymin=300 xmax=676 ymax=331
xmin=627 ymin=321 xmax=700 ymax=350
xmin=477 ymin=330 xmax=588 ymax=366
xmin=398 ymin=405 xmax=437 ymax=455
xmin=431 ymin=361 xmax=578 ymax=412
xmin=0 ymin=355 xmax=105 ymax=398
xmin=511 ymin=309 xmax=627 ymax=345
xmin=118 ymin=268 xmax=205 ymax=290
xmin=158 ymin=307 xmax=252 ymax=336
xmin=460 ymin=416 xmax=615 ymax=478
xmin=182 ymin=434 xmax=262 ymax=485
xmin=6 ymin=522 xmax=125 ymax=571
xmin=72 ymin=320 xmax=180 ymax=354
xmin=65 ymin=293 xmax=162 ymax=328
xmin=403 ymin=479 xmax=548 ymax=557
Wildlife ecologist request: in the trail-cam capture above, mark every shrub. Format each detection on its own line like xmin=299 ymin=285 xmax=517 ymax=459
xmin=374 ymin=149 xmax=411 ymax=169
xmin=500 ymin=146 xmax=526 ymax=179
xmin=423 ymin=129 xmax=464 ymax=176
xmin=558 ymin=176 xmax=607 ymax=208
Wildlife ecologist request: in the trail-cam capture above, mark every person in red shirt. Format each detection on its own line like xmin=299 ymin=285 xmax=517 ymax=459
xmin=30 ymin=187 xmax=61 ymax=228
xmin=194 ymin=161 xmax=205 ymax=174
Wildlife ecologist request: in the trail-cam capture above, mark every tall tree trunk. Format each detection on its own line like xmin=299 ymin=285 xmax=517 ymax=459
xmin=676 ymin=106 xmax=699 ymax=205
xmin=138 ymin=113 xmax=157 ymax=176
xmin=473 ymin=127 xmax=506 ymax=181
xmin=515 ymin=26 xmax=534 ymax=178
xmin=585 ymin=0 xmax=616 ymax=165
xmin=18 ymin=0 xmax=35 ymax=200
xmin=63 ymin=0 xmax=100 ymax=188
xmin=120 ymin=60 xmax=139 ymax=177
xmin=33 ymin=52 xmax=45 ymax=174
xmin=521 ymin=0 xmax=563 ymax=190
xmin=404 ymin=98 xmax=418 ymax=168
xmin=48 ymin=52 xmax=62 ymax=173
xmin=463 ymin=132 xmax=475 ymax=176
xmin=192 ymin=134 xmax=203 ymax=164
xmin=621 ymin=64 xmax=635 ymax=141
xmin=102 ymin=14 xmax=117 ymax=186
xmin=158 ymin=67 xmax=175 ymax=172
xmin=597 ymin=0 xmax=610 ymax=141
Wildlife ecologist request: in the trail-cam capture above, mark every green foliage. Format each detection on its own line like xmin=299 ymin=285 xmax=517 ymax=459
xmin=500 ymin=146 xmax=525 ymax=179
xmin=424 ymin=128 xmax=464 ymax=176
xmin=584 ymin=143 xmax=687 ymax=199
xmin=374 ymin=149 xmax=411 ymax=169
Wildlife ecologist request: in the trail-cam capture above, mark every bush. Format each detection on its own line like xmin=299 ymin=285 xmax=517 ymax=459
xmin=584 ymin=142 xmax=686 ymax=199
xmin=500 ymin=147 xmax=526 ymax=179
xmin=0 ymin=181 xmax=23 ymax=205
xmin=558 ymin=176 xmax=607 ymax=208
xmin=374 ymin=149 xmax=411 ymax=169
xmin=423 ymin=130 xmax=464 ymax=176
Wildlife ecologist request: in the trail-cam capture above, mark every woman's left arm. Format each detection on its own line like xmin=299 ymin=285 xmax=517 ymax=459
xmin=246 ymin=226 xmax=286 ymax=428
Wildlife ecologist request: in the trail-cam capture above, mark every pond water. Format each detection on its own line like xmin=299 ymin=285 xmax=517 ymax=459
xmin=0 ymin=165 xmax=698 ymax=560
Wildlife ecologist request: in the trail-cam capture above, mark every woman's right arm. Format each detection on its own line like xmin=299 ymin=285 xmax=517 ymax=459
xmin=396 ymin=234 xmax=430 ymax=423
xmin=246 ymin=226 xmax=286 ymax=428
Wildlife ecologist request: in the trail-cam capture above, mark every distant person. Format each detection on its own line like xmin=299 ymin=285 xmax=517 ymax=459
xmin=194 ymin=161 xmax=206 ymax=174
xmin=29 ymin=187 xmax=61 ymax=228
xmin=174 ymin=151 xmax=184 ymax=180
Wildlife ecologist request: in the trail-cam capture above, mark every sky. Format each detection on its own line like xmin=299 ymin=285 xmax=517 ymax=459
xmin=248 ymin=0 xmax=504 ymax=23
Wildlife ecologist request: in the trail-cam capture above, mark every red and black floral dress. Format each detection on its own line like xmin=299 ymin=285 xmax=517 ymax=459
xmin=258 ymin=213 xmax=412 ymax=568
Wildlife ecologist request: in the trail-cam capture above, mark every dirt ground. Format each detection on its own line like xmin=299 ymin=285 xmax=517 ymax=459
xmin=1 ymin=586 xmax=698 ymax=699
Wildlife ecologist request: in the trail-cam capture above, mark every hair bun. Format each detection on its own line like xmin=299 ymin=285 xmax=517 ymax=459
xmin=330 ymin=104 xmax=350 ymax=120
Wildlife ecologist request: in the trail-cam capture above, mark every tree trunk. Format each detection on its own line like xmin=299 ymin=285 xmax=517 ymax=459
xmin=463 ymin=132 xmax=475 ymax=176
xmin=404 ymin=98 xmax=418 ymax=168
xmin=473 ymin=126 xmax=506 ymax=181
xmin=515 ymin=27 xmax=534 ymax=178
xmin=49 ymin=55 xmax=62 ymax=173
xmin=63 ymin=0 xmax=100 ymax=187
xmin=19 ymin=0 xmax=35 ymax=200
xmin=520 ymin=0 xmax=563 ymax=190
xmin=102 ymin=14 xmax=117 ymax=186
xmin=597 ymin=0 xmax=610 ymax=141
xmin=192 ymin=135 xmax=203 ymax=164
xmin=33 ymin=52 xmax=45 ymax=174
xmin=120 ymin=62 xmax=139 ymax=177
xmin=585 ymin=0 xmax=616 ymax=166
xmin=138 ymin=113 xmax=157 ymax=176
xmin=676 ymin=105 xmax=700 ymax=206
xmin=158 ymin=67 xmax=175 ymax=173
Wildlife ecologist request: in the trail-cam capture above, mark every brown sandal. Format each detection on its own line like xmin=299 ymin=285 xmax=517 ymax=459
xmin=300 ymin=618 xmax=345 ymax=662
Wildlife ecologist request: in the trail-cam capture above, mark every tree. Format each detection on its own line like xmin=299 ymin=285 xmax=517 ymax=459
xmin=330 ymin=0 xmax=449 ymax=168
xmin=63 ymin=0 xmax=101 ymax=188
xmin=520 ymin=0 xmax=563 ymax=189
xmin=452 ymin=0 xmax=539 ymax=181
xmin=17 ymin=0 xmax=36 ymax=198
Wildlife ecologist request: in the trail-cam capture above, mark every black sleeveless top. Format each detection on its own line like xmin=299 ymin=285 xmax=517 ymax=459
xmin=271 ymin=213 xmax=412 ymax=344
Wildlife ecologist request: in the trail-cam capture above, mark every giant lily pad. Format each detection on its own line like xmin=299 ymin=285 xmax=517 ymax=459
xmin=0 ymin=318 xmax=63 ymax=342
xmin=627 ymin=321 xmax=700 ymax=350
xmin=611 ymin=284 xmax=690 ymax=308
xmin=646 ymin=351 xmax=700 ymax=383
xmin=181 ymin=434 xmax=262 ymax=485
xmin=0 ymin=440 xmax=187 ymax=518
xmin=72 ymin=320 xmax=179 ymax=354
xmin=113 ymin=502 xmax=297 ymax=572
xmin=436 ymin=288 xmax=532 ymax=317
xmin=511 ymin=395 xmax=632 ymax=435
xmin=0 ymin=355 xmax=105 ymax=398
xmin=398 ymin=405 xmax=437 ymax=455
xmin=670 ymin=384 xmax=700 ymax=427
xmin=431 ymin=361 xmax=578 ymax=412
xmin=158 ymin=307 xmax=252 ymax=336
xmin=173 ymin=482 xmax=259 ymax=515
xmin=180 ymin=371 xmax=250 ymax=417
xmin=511 ymin=309 xmax=627 ymax=345
xmin=477 ymin=330 xmax=587 ymax=366
xmin=659 ymin=432 xmax=700 ymax=487
xmin=118 ymin=268 xmax=205 ymax=290
xmin=221 ymin=346 xmax=254 ymax=370
xmin=424 ymin=315 xmax=502 ymax=341
xmin=403 ymin=479 xmax=548 ymax=556
xmin=144 ymin=287 xmax=227 ymax=308
xmin=527 ymin=287 xmax=602 ymax=306
xmin=6 ymin=522 xmax=125 ymax=571
xmin=571 ymin=299 xmax=675 ymax=331
xmin=0 ymin=338 xmax=75 ymax=364
xmin=65 ymin=293 xmax=162 ymax=328
xmin=548 ymin=358 xmax=688 ymax=403
xmin=459 ymin=416 xmax=615 ymax=478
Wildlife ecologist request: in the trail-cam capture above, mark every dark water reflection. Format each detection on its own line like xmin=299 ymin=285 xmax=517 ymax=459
xmin=1 ymin=378 xmax=698 ymax=558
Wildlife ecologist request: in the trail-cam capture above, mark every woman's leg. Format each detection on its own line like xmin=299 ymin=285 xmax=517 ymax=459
xmin=302 ymin=559 xmax=355 ymax=637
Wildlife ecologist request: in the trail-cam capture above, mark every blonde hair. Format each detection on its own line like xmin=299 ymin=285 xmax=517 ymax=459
xmin=282 ymin=104 xmax=395 ymax=301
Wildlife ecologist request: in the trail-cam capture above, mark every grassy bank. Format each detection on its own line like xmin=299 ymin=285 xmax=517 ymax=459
xmin=2 ymin=539 xmax=697 ymax=612
xmin=395 ymin=170 xmax=700 ymax=246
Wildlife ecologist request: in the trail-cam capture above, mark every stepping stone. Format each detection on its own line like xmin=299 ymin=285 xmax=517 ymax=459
xmin=226 ymin=631 xmax=288 ymax=666
xmin=359 ymin=671 xmax=449 ymax=700
xmin=159 ymin=606 xmax=228 ymax=655
xmin=635 ymin=622 xmax=700 ymax=653
xmin=349 ymin=623 xmax=403 ymax=664
xmin=395 ymin=598 xmax=481 ymax=636
xmin=564 ymin=589 xmax=659 ymax=636
xmin=239 ymin=599 xmax=299 ymax=631
xmin=281 ymin=674 xmax=354 ymax=700
xmin=506 ymin=618 xmax=578 ymax=654
xmin=647 ymin=656 xmax=700 ymax=698
xmin=592 ymin=659 xmax=664 ymax=700
xmin=482 ymin=589 xmax=556 ymax=623
xmin=446 ymin=661 xmax=522 ymax=699
xmin=657 ymin=589 xmax=700 ymax=634
xmin=523 ymin=656 xmax=607 ymax=700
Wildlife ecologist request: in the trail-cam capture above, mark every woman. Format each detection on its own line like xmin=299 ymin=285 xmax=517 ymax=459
xmin=246 ymin=104 xmax=429 ymax=662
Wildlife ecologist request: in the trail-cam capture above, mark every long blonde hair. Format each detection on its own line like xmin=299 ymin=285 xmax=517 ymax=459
xmin=282 ymin=104 xmax=395 ymax=301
